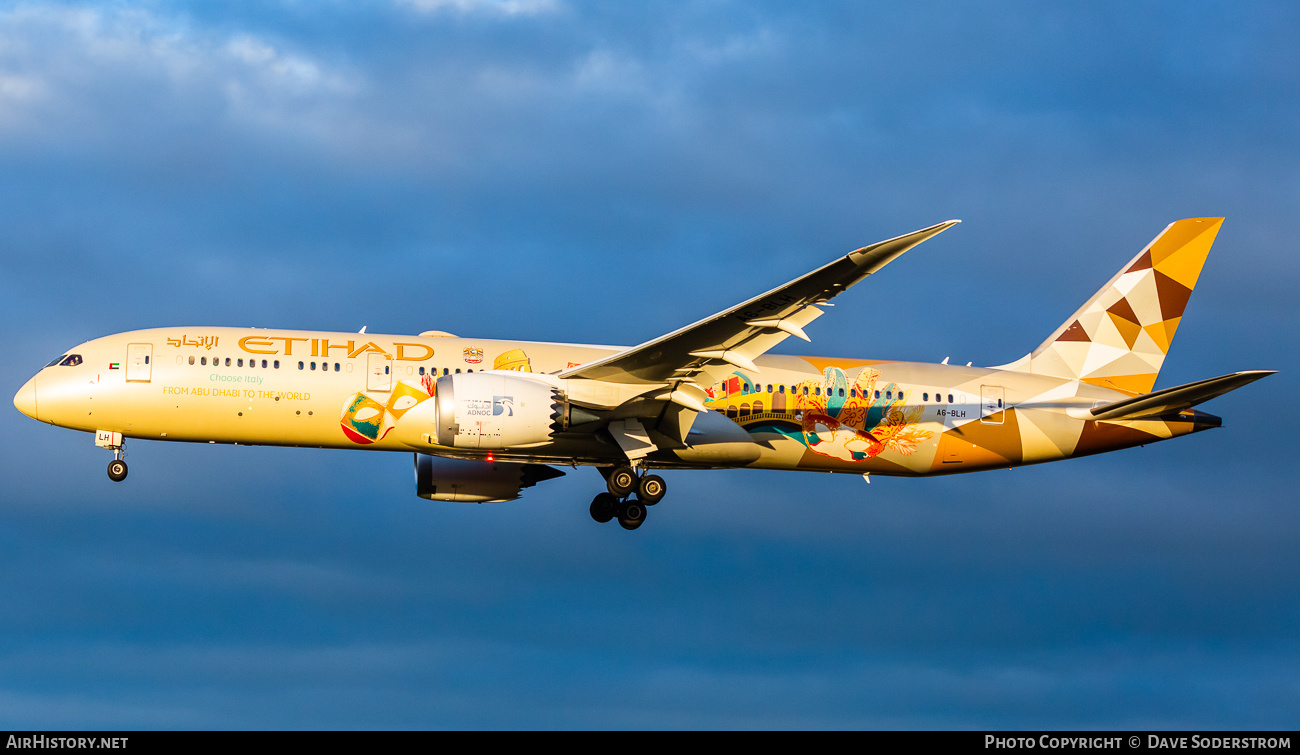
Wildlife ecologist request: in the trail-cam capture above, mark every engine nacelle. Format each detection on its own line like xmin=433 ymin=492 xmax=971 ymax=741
xmin=414 ymin=454 xmax=564 ymax=503
xmin=433 ymin=371 xmax=568 ymax=449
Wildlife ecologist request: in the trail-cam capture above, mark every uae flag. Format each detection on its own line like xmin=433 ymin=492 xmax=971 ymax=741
xmin=108 ymin=362 xmax=120 ymax=370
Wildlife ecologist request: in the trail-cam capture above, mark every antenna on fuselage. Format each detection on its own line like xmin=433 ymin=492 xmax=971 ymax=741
xmin=359 ymin=326 xmax=367 ymax=334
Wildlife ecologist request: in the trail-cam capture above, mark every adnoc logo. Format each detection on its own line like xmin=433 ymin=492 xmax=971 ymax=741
xmin=492 ymin=396 xmax=514 ymax=416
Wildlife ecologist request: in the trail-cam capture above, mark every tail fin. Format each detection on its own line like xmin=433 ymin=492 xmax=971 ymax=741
xmin=998 ymin=217 xmax=1224 ymax=394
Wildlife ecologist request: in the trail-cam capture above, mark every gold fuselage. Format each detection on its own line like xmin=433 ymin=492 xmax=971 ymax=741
xmin=17 ymin=326 xmax=1213 ymax=476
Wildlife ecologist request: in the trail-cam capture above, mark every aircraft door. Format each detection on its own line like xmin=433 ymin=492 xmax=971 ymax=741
xmin=367 ymin=352 xmax=392 ymax=392
xmin=125 ymin=343 xmax=153 ymax=383
xmin=980 ymin=385 xmax=1005 ymax=424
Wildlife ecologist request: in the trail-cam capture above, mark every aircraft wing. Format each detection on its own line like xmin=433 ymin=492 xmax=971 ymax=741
xmin=559 ymin=220 xmax=961 ymax=388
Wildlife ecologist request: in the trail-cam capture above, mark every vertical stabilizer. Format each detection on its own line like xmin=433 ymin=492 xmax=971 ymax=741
xmin=997 ymin=218 xmax=1223 ymax=394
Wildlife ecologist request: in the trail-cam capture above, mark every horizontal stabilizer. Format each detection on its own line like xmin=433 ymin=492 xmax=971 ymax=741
xmin=1089 ymin=370 xmax=1275 ymax=421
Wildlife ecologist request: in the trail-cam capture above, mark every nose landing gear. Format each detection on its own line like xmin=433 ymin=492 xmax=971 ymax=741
xmin=591 ymin=465 xmax=665 ymax=530
xmin=96 ymin=431 xmax=128 ymax=482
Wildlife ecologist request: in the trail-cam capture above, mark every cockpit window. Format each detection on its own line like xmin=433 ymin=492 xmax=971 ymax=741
xmin=45 ymin=355 xmax=68 ymax=368
xmin=59 ymin=354 xmax=83 ymax=367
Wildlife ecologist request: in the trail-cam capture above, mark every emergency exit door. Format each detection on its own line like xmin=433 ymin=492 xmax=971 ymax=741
xmin=125 ymin=343 xmax=152 ymax=383
xmin=980 ymin=385 xmax=1005 ymax=424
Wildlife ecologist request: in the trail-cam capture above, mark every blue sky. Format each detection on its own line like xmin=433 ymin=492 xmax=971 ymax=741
xmin=1 ymin=0 xmax=1297 ymax=728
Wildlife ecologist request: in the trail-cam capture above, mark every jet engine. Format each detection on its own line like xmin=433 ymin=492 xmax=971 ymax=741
xmin=414 ymin=454 xmax=565 ymax=503
xmin=432 ymin=371 xmax=599 ymax=449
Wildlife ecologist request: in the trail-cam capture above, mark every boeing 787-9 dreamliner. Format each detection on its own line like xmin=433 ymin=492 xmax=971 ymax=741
xmin=14 ymin=218 xmax=1272 ymax=530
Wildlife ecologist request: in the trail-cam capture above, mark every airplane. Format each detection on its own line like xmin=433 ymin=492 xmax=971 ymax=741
xmin=13 ymin=217 xmax=1273 ymax=530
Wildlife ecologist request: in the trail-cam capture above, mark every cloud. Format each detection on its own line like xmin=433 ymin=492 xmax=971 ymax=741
xmin=397 ymin=0 xmax=561 ymax=16
xmin=0 ymin=4 xmax=359 ymax=150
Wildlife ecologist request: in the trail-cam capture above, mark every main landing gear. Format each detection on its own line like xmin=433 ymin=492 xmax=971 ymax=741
xmin=590 ymin=464 xmax=666 ymax=531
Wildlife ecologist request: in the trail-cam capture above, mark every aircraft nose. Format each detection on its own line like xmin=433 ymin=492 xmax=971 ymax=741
xmin=14 ymin=376 xmax=37 ymax=420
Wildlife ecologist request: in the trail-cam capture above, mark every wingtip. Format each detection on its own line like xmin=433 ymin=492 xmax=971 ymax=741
xmin=914 ymin=218 xmax=961 ymax=235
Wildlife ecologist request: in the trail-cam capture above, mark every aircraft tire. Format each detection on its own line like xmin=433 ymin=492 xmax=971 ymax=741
xmin=618 ymin=499 xmax=646 ymax=531
xmin=607 ymin=465 xmax=637 ymax=498
xmin=590 ymin=493 xmax=617 ymax=524
xmin=107 ymin=460 xmax=128 ymax=482
xmin=638 ymin=474 xmax=666 ymax=504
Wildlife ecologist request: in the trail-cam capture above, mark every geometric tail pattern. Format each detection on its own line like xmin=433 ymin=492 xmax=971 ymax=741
xmin=1008 ymin=218 xmax=1223 ymax=394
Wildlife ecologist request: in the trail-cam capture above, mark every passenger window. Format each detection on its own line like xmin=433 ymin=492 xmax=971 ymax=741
xmin=310 ymin=362 xmax=316 ymax=371
xmin=225 ymin=358 xmax=231 ymax=367
xmin=923 ymin=393 xmax=929 ymax=402
xmin=298 ymin=361 xmax=304 ymax=370
xmin=274 ymin=360 xmax=280 ymax=369
xmin=335 ymin=363 xmax=341 ymax=372
xmin=200 ymin=357 xmax=207 ymax=366
xmin=144 ymin=356 xmax=149 ymax=365
xmin=874 ymin=390 xmax=880 ymax=399
xmin=948 ymin=394 xmax=954 ymax=403
xmin=803 ymin=387 xmax=809 ymax=395
xmin=237 ymin=359 xmax=243 ymax=367
xmin=188 ymin=356 xmax=195 ymax=365
xmin=838 ymin=388 xmax=844 ymax=397
xmin=778 ymin=385 xmax=785 ymax=394
xmin=419 ymin=366 xmax=425 ymax=376
xmin=262 ymin=360 xmax=268 ymax=368
xmin=886 ymin=391 xmax=892 ymax=400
